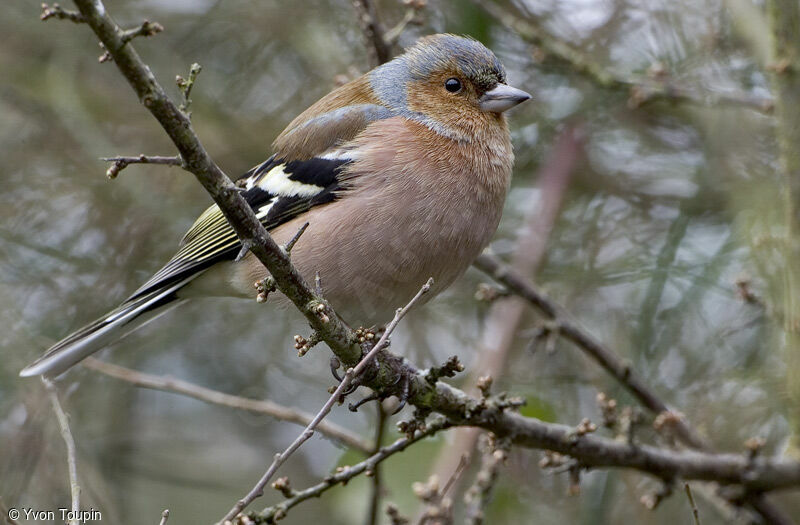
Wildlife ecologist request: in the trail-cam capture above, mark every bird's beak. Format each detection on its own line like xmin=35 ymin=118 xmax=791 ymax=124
xmin=479 ymin=84 xmax=531 ymax=113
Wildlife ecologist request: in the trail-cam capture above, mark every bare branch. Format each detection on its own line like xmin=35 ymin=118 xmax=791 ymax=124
xmin=81 ymin=357 xmax=371 ymax=453
xmin=464 ymin=435 xmax=508 ymax=525
xmin=176 ymin=63 xmax=202 ymax=114
xmin=100 ymin=154 xmax=183 ymax=179
xmin=120 ymin=20 xmax=163 ymax=44
xmin=256 ymin=418 xmax=451 ymax=522
xmin=219 ymin=278 xmax=434 ymax=523
xmin=43 ymin=378 xmax=80 ymax=525
xmin=684 ymin=483 xmax=702 ymax=525
xmin=474 ymin=252 xmax=709 ymax=451
xmin=41 ymin=3 xmax=85 ymax=23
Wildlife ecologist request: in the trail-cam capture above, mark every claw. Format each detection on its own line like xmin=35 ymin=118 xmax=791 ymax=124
xmin=329 ymin=357 xmax=342 ymax=382
xmin=348 ymin=391 xmax=380 ymax=412
xmin=391 ymin=373 xmax=411 ymax=415
xmin=342 ymin=380 xmax=360 ymax=397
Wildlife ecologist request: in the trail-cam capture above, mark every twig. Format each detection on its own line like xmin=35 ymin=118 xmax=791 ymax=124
xmin=684 ymin=483 xmax=701 ymax=525
xmin=120 ymin=20 xmax=163 ymax=44
xmin=176 ymin=63 xmax=202 ymax=114
xmin=218 ymin=278 xmax=434 ymax=523
xmin=81 ymin=357 xmax=371 ymax=453
xmin=100 ymin=154 xmax=183 ymax=179
xmin=464 ymin=436 xmax=508 ymax=525
xmin=41 ymin=3 xmax=85 ymax=23
xmin=42 ymin=378 xmax=80 ymax=525
xmin=477 ymin=0 xmax=774 ymax=114
xmin=256 ymin=418 xmax=451 ymax=522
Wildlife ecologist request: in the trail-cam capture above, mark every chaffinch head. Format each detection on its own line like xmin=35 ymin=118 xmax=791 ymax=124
xmin=21 ymin=34 xmax=530 ymax=377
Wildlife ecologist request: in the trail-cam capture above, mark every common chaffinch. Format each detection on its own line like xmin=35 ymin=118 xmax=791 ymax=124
xmin=21 ymin=34 xmax=530 ymax=377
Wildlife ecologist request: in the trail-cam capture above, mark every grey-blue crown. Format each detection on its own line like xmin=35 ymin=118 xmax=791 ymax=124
xmin=369 ymin=34 xmax=506 ymax=114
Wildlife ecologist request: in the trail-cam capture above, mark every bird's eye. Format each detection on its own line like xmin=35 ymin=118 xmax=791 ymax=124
xmin=444 ymin=78 xmax=462 ymax=93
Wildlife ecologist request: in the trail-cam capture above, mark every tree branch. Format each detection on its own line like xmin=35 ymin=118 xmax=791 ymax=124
xmin=255 ymin=418 xmax=452 ymax=523
xmin=474 ymin=252 xmax=708 ymax=451
xmin=81 ymin=357 xmax=372 ymax=454
xmin=100 ymin=154 xmax=183 ymax=179
xmin=219 ymin=278 xmax=433 ymax=523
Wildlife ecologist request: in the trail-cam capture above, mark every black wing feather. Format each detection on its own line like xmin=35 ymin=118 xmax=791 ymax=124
xmin=128 ymin=156 xmax=348 ymax=301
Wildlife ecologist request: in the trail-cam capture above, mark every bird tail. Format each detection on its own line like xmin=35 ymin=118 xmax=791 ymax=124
xmin=19 ymin=276 xmax=196 ymax=378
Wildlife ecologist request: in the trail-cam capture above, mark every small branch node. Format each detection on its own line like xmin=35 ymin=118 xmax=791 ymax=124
xmin=653 ymin=410 xmax=685 ymax=442
xmin=283 ymin=222 xmax=309 ymax=254
xmin=101 ymin=154 xmax=183 ymax=178
xmin=271 ymin=476 xmax=296 ymax=499
xmin=385 ymin=503 xmax=409 ymax=525
xmin=235 ymin=239 xmax=255 ymax=262
xmin=396 ymin=408 xmax=430 ymax=439
xmin=574 ymin=418 xmax=598 ymax=437
xmin=744 ymin=436 xmax=766 ymax=461
xmin=177 ymin=63 xmax=202 ymax=115
xmin=620 ymin=406 xmax=644 ymax=445
xmin=425 ymin=355 xmax=464 ymax=385
xmin=596 ymin=392 xmax=618 ymax=429
xmin=474 ymin=282 xmax=509 ymax=303
xmin=354 ymin=326 xmax=377 ymax=344
xmin=120 ymin=19 xmax=164 ymax=45
xmin=476 ymin=375 xmax=493 ymax=398
xmin=294 ymin=331 xmax=320 ymax=357
xmin=527 ymin=320 xmax=561 ymax=354
xmin=538 ymin=450 xmax=568 ymax=470
xmin=254 ymin=276 xmax=277 ymax=303
xmin=640 ymin=481 xmax=674 ymax=510
xmin=41 ymin=3 xmax=85 ymax=23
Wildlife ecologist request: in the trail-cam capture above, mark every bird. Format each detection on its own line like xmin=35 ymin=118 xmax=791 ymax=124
xmin=20 ymin=34 xmax=531 ymax=378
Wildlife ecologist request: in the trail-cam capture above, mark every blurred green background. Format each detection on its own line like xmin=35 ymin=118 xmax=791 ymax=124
xmin=1 ymin=0 xmax=798 ymax=523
